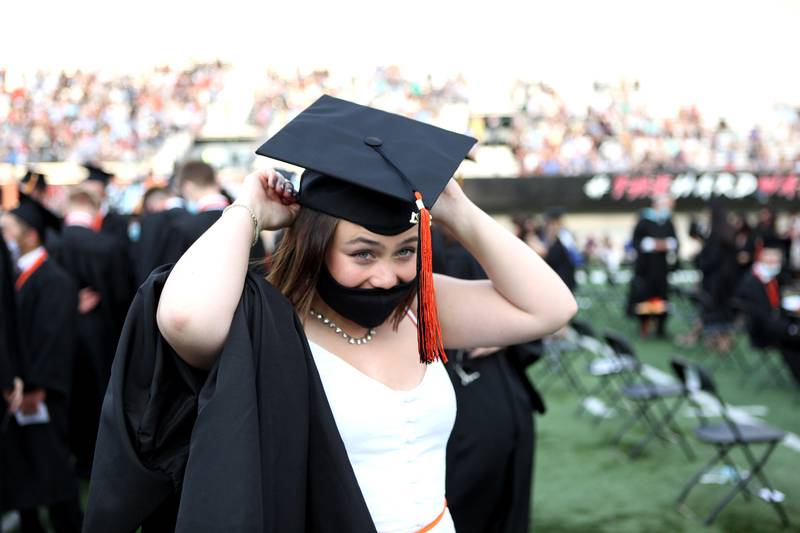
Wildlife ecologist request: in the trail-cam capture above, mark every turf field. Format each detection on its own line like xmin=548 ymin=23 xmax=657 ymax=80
xmin=531 ymin=281 xmax=800 ymax=532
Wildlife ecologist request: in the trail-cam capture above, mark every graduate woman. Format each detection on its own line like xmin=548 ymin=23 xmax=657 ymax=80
xmin=84 ymin=96 xmax=577 ymax=532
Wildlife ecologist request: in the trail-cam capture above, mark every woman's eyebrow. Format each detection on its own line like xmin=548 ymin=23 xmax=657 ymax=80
xmin=345 ymin=236 xmax=384 ymax=249
xmin=398 ymin=236 xmax=418 ymax=246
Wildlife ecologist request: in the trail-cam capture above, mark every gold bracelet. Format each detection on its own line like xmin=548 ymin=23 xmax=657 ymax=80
xmin=223 ymin=203 xmax=260 ymax=247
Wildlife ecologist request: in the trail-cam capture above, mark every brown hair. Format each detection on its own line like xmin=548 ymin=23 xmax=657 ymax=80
xmin=67 ymin=187 xmax=100 ymax=212
xmin=175 ymin=160 xmax=217 ymax=189
xmin=267 ymin=207 xmax=415 ymax=329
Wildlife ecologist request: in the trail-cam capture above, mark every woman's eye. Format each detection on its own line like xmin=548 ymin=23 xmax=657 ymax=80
xmin=351 ymin=250 xmax=374 ymax=260
xmin=396 ymin=248 xmax=417 ymax=258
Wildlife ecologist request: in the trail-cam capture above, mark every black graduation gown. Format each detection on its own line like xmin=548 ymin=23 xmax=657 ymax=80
xmin=432 ymin=232 xmax=541 ymax=533
xmin=628 ymin=216 xmax=678 ymax=314
xmin=133 ymin=207 xmax=189 ymax=286
xmin=735 ymin=272 xmax=800 ymax=384
xmin=50 ymin=225 xmax=135 ymax=475
xmin=84 ymin=266 xmax=378 ymax=532
xmin=0 ymin=236 xmax=21 ymax=393
xmin=695 ymin=231 xmax=739 ymax=325
xmin=162 ymin=210 xmax=267 ymax=273
xmin=2 ymin=259 xmax=80 ymax=511
xmin=0 ymin=236 xmax=24 ymax=514
xmin=544 ymin=237 xmax=576 ymax=292
xmin=100 ymin=210 xmax=131 ymax=246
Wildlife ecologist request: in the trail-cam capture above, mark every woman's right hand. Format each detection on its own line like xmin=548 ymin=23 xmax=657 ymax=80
xmin=236 ymin=168 xmax=300 ymax=230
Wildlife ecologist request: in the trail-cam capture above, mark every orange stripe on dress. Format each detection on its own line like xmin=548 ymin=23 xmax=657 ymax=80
xmin=414 ymin=500 xmax=448 ymax=533
xmin=15 ymin=251 xmax=48 ymax=291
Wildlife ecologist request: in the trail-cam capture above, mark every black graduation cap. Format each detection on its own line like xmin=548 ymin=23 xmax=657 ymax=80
xmin=20 ymin=170 xmax=48 ymax=194
xmin=10 ymin=193 xmax=62 ymax=241
xmin=256 ymin=94 xmax=477 ymax=364
xmin=544 ymin=206 xmax=566 ymax=221
xmin=83 ymin=164 xmax=113 ymax=184
xmin=256 ymin=94 xmax=476 ymax=235
xmin=760 ymin=235 xmax=785 ymax=251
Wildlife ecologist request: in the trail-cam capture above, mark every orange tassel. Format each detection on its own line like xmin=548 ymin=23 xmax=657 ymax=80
xmin=415 ymin=192 xmax=447 ymax=365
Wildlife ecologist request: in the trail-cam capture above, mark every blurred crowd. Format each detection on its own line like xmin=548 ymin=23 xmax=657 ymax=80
xmin=0 ymin=62 xmax=226 ymax=164
xmin=509 ymin=81 xmax=800 ymax=176
xmin=248 ymin=66 xmax=470 ymax=133
xmin=3 ymin=64 xmax=800 ymax=177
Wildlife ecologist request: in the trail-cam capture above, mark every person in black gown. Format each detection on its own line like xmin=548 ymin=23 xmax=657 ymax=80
xmin=540 ymin=207 xmax=578 ymax=292
xmin=691 ymin=202 xmax=740 ymax=349
xmin=735 ymin=238 xmax=800 ymax=386
xmin=432 ymin=226 xmax=545 ymax=533
xmin=1 ymin=194 xmax=82 ymax=533
xmin=627 ymin=195 xmax=679 ymax=337
xmin=1 ymin=233 xmax=26 ymax=521
xmin=161 ymin=161 xmax=266 ymax=269
xmin=83 ymin=96 xmax=577 ymax=532
xmin=81 ymin=164 xmax=130 ymax=245
xmin=49 ymin=188 xmax=135 ymax=478
xmin=133 ymin=186 xmax=188 ymax=286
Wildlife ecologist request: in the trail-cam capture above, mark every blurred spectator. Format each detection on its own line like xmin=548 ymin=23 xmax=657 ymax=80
xmin=0 ymin=63 xmax=226 ymax=163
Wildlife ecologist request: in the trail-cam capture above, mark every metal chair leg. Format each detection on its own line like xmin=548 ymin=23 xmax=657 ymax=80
xmin=677 ymin=445 xmax=729 ymax=506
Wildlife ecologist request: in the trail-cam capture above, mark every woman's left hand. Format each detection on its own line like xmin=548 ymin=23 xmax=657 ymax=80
xmin=431 ymin=178 xmax=472 ymax=230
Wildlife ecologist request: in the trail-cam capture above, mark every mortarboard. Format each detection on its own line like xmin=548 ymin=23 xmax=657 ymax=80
xmin=20 ymin=170 xmax=48 ymax=194
xmin=256 ymin=94 xmax=476 ymax=363
xmin=544 ymin=206 xmax=566 ymax=221
xmin=83 ymin=164 xmax=114 ymax=185
xmin=10 ymin=193 xmax=62 ymax=241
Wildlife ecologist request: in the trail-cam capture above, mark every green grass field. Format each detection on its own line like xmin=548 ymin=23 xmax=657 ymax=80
xmin=531 ymin=284 xmax=800 ymax=532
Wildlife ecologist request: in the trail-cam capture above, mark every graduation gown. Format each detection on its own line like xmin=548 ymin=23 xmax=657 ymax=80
xmin=0 ymin=236 xmax=21 ymax=393
xmin=85 ymin=266 xmax=378 ymax=532
xmin=544 ymin=237 xmax=576 ymax=291
xmin=694 ymin=230 xmax=740 ymax=325
xmin=133 ymin=207 xmax=189 ymax=286
xmin=99 ymin=210 xmax=131 ymax=246
xmin=50 ymin=224 xmax=135 ymax=475
xmin=2 ymin=258 xmax=80 ymax=511
xmin=161 ymin=210 xmax=267 ymax=272
xmin=735 ymin=272 xmax=800 ymax=384
xmin=628 ymin=215 xmax=678 ymax=314
xmin=432 ymin=230 xmax=542 ymax=533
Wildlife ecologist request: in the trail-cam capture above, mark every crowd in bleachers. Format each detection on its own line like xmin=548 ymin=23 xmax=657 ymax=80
xmin=0 ymin=62 xmax=226 ymax=164
xmin=3 ymin=64 xmax=800 ymax=177
xmin=509 ymin=81 xmax=800 ymax=176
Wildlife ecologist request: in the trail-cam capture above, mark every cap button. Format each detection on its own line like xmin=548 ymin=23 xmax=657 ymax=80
xmin=364 ymin=136 xmax=383 ymax=147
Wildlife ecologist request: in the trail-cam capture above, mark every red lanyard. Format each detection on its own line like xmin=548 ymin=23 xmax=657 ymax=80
xmin=15 ymin=251 xmax=48 ymax=291
xmin=765 ymin=279 xmax=780 ymax=310
xmin=92 ymin=211 xmax=104 ymax=231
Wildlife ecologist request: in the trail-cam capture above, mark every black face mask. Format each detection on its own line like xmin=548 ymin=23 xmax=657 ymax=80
xmin=316 ymin=265 xmax=417 ymax=329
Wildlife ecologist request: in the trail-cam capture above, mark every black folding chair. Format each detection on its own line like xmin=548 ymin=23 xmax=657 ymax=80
xmin=574 ymin=325 xmax=639 ymax=421
xmin=533 ymin=319 xmax=595 ymax=396
xmin=603 ymin=332 xmax=695 ymax=460
xmin=725 ymin=299 xmax=789 ymax=386
xmin=670 ymin=357 xmax=790 ymax=527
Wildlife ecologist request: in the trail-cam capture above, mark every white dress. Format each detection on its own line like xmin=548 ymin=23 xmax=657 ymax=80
xmin=308 ymin=335 xmax=457 ymax=533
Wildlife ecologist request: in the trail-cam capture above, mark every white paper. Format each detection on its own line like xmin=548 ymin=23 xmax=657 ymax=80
xmin=782 ymin=295 xmax=800 ymax=312
xmin=14 ymin=403 xmax=50 ymax=426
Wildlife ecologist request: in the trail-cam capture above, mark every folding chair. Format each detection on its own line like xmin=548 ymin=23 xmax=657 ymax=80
xmin=573 ymin=324 xmax=638 ymax=421
xmin=669 ymin=284 xmax=701 ymax=335
xmin=751 ymin=347 xmax=795 ymax=388
xmin=532 ymin=320 xmax=592 ymax=396
xmin=603 ymin=332 xmax=695 ymax=460
xmin=670 ymin=357 xmax=790 ymax=527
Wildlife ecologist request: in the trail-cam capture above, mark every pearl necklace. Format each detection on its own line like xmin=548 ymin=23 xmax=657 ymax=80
xmin=309 ymin=308 xmax=377 ymax=345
